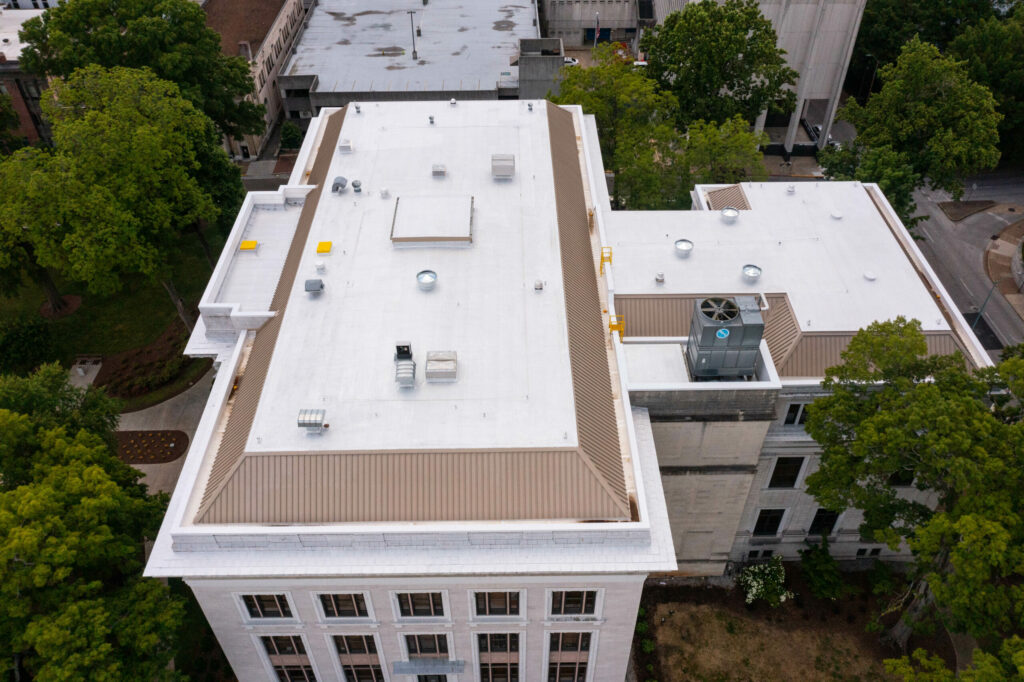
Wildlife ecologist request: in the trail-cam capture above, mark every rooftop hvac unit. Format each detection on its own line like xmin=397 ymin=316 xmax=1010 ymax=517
xmin=685 ymin=296 xmax=764 ymax=380
xmin=297 ymin=408 xmax=326 ymax=434
xmin=305 ymin=278 xmax=324 ymax=294
xmin=491 ymin=154 xmax=515 ymax=179
xmin=395 ymin=342 xmax=416 ymax=388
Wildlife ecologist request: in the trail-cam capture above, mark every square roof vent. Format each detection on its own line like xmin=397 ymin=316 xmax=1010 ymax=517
xmin=297 ymin=408 xmax=326 ymax=433
xmin=338 ymin=139 xmax=353 ymax=153
xmin=491 ymin=154 xmax=515 ymax=179
xmin=432 ymin=164 xmax=447 ymax=177
xmin=425 ymin=350 xmax=458 ymax=382
xmin=305 ymin=278 xmax=325 ymax=294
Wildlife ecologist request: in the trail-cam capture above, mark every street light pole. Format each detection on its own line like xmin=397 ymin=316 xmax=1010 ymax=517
xmin=407 ymin=10 xmax=418 ymax=60
xmin=593 ymin=12 xmax=599 ymax=48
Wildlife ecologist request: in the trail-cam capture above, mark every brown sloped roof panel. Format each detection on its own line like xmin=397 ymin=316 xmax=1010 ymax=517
xmin=200 ymin=449 xmax=626 ymax=524
xmin=546 ymin=101 xmax=630 ymax=516
xmin=761 ymin=295 xmax=801 ymax=368
xmin=705 ymin=185 xmax=751 ymax=211
xmin=781 ymin=331 xmax=967 ymax=377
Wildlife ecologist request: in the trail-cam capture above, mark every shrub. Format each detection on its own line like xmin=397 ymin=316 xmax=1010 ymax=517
xmin=799 ymin=538 xmax=852 ymax=601
xmin=0 ymin=316 xmax=55 ymax=375
xmin=737 ymin=555 xmax=793 ymax=607
xmin=868 ymin=559 xmax=896 ymax=596
xmin=635 ymin=620 xmax=649 ymax=635
xmin=641 ymin=639 xmax=655 ymax=654
xmin=280 ymin=121 xmax=303 ymax=150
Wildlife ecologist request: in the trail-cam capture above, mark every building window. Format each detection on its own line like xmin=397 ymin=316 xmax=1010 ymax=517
xmin=548 ymin=633 xmax=590 ymax=682
xmin=753 ymin=509 xmax=785 ymax=536
xmin=261 ymin=636 xmax=305 ymax=655
xmin=475 ymin=591 xmax=520 ymax=616
xmin=333 ymin=635 xmax=377 ymax=655
xmin=273 ymin=665 xmax=317 ymax=682
xmin=396 ymin=592 xmax=444 ymax=617
xmin=550 ymin=591 xmax=596 ymax=615
xmin=242 ymin=594 xmax=292 ymax=618
xmin=808 ymin=509 xmax=839 ymax=537
xmin=319 ymin=593 xmax=368 ymax=618
xmin=870 ymin=548 xmax=882 ymax=557
xmin=417 ymin=676 xmax=447 ymax=682
xmin=783 ymin=402 xmax=810 ymax=425
xmin=768 ymin=457 xmax=803 ymax=488
xmin=334 ymin=635 xmax=383 ymax=681
xmin=406 ymin=634 xmax=448 ymax=658
xmin=856 ymin=548 xmax=867 ymax=557
xmin=479 ymin=633 xmax=519 ymax=681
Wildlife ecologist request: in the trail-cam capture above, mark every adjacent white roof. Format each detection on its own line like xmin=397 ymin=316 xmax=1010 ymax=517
xmin=281 ymin=0 xmax=536 ymax=92
xmin=247 ymin=100 xmax=578 ymax=453
xmin=604 ymin=182 xmax=953 ymax=333
xmin=0 ymin=9 xmax=42 ymax=61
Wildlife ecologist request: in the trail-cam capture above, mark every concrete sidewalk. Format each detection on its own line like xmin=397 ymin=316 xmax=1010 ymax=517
xmin=119 ymin=368 xmax=217 ymax=494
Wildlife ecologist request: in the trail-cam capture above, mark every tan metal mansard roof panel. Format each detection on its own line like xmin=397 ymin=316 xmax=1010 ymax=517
xmin=780 ymin=331 xmax=969 ymax=377
xmin=200 ymin=449 xmax=626 ymax=524
xmin=194 ymin=104 xmax=631 ymax=524
xmin=705 ymin=184 xmax=751 ymax=211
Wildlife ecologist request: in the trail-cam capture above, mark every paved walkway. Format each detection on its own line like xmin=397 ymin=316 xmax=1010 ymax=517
xmin=118 ymin=368 xmax=217 ymax=494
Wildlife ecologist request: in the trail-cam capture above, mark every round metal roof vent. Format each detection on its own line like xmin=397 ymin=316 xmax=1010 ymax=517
xmin=674 ymin=238 xmax=694 ymax=258
xmin=742 ymin=264 xmax=762 ymax=283
xmin=786 ymin=184 xmax=796 ymax=194
xmin=720 ymin=206 xmax=740 ymax=224
xmin=864 ymin=271 xmax=877 ymax=282
xmin=416 ymin=269 xmax=438 ymax=291
xmin=831 ymin=209 xmax=843 ymax=220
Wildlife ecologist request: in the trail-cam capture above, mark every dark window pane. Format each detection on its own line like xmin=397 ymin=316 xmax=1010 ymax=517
xmin=808 ymin=509 xmax=839 ymax=536
xmin=753 ymin=509 xmax=784 ymax=536
xmin=768 ymin=457 xmax=803 ymax=488
xmin=784 ymin=403 xmax=802 ymax=424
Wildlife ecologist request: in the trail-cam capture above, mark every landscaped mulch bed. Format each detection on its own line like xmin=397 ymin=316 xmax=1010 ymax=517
xmin=939 ymin=200 xmax=995 ymax=222
xmin=635 ymin=566 xmax=955 ymax=682
xmin=116 ymin=430 xmax=189 ymax=464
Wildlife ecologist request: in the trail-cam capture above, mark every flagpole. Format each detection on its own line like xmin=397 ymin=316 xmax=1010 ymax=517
xmin=594 ymin=12 xmax=599 ymax=48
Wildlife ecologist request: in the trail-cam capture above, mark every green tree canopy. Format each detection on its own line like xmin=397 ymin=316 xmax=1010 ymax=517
xmin=18 ymin=0 xmax=263 ymax=140
xmin=0 ymin=426 xmax=182 ymax=680
xmin=805 ymin=318 xmax=1024 ymax=650
xmin=640 ymin=0 xmax=797 ymax=126
xmin=847 ymin=0 xmax=995 ymax=99
xmin=819 ymin=142 xmax=922 ymax=228
xmin=19 ymin=66 xmax=222 ymax=331
xmin=950 ymin=8 xmax=1024 ymax=163
xmin=839 ymin=37 xmax=1001 ymax=200
xmin=685 ymin=115 xmax=768 ymax=186
xmin=551 ymin=44 xmax=688 ymax=209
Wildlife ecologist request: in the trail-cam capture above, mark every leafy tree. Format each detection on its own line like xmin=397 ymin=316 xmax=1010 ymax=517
xmin=0 ymin=316 xmax=55 ymax=376
xmin=847 ymin=0 xmax=995 ymax=100
xmin=640 ymin=0 xmax=797 ymax=126
xmin=0 ymin=91 xmax=27 ymax=155
xmin=685 ymin=115 xmax=768 ymax=185
xmin=0 ymin=427 xmax=182 ymax=680
xmin=26 ymin=66 xmax=221 ymax=331
xmin=551 ymin=44 xmax=687 ymax=208
xmin=839 ymin=37 xmax=1001 ymax=200
xmin=18 ymin=0 xmax=263 ymax=140
xmin=280 ymin=121 xmax=304 ymax=150
xmin=887 ymin=636 xmax=1024 ymax=681
xmin=805 ymin=317 xmax=1024 ymax=649
xmin=950 ymin=8 xmax=1024 ymax=163
xmin=819 ymin=142 xmax=922 ymax=228
xmin=0 ymin=147 xmax=72 ymax=314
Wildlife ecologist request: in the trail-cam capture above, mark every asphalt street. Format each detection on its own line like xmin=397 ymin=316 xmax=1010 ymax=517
xmin=913 ymin=176 xmax=1024 ymax=356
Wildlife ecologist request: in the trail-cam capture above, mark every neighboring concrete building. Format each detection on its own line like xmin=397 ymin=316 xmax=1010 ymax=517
xmin=204 ymin=0 xmax=306 ymax=159
xmin=146 ymin=100 xmax=677 ymax=681
xmin=277 ymin=0 xmax=540 ymax=121
xmin=0 ymin=8 xmax=48 ymax=144
xmin=1 ymin=0 xmax=56 ymax=8
xmin=147 ymin=99 xmax=988 ymax=680
xmin=544 ymin=0 xmax=867 ymax=154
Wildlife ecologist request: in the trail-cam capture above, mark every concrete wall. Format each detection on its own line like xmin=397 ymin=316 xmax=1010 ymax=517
xmin=187 ymin=573 xmax=644 ymax=681
xmin=543 ymin=0 xmax=636 ymax=46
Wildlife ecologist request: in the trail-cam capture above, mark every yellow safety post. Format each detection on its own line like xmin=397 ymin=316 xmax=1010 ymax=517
xmin=609 ymin=315 xmax=625 ymax=340
xmin=599 ymin=246 xmax=613 ymax=275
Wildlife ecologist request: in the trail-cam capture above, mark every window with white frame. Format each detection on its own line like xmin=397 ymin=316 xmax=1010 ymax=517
xmin=475 ymin=591 xmax=520 ymax=616
xmin=547 ymin=632 xmax=591 ymax=681
xmin=550 ymin=591 xmax=597 ymax=616
xmin=478 ymin=633 xmax=519 ymax=681
xmin=260 ymin=636 xmax=315 ymax=681
xmin=753 ymin=509 xmax=785 ymax=537
xmin=319 ymin=593 xmax=369 ymax=618
xmin=333 ymin=635 xmax=383 ymax=681
xmin=767 ymin=457 xmax=803 ymax=488
xmin=242 ymin=594 xmax=292 ymax=619
xmin=396 ymin=592 xmax=444 ymax=617
xmin=405 ymin=633 xmax=449 ymax=658
xmin=807 ymin=509 xmax=839 ymax=537
xmin=783 ymin=403 xmax=810 ymax=425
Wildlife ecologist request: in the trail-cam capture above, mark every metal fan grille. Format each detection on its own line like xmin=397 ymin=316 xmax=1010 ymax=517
xmin=699 ymin=297 xmax=739 ymax=322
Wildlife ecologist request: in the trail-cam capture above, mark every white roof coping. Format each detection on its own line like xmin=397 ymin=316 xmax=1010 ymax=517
xmin=280 ymin=0 xmax=537 ymax=93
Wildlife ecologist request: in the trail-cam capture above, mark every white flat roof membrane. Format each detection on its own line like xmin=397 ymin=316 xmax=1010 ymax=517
xmin=247 ymin=100 xmax=578 ymax=453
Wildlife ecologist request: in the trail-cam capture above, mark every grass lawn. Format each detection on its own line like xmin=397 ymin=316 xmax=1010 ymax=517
xmin=636 ymin=566 xmax=954 ymax=682
xmin=0 ymin=236 xmax=221 ymax=366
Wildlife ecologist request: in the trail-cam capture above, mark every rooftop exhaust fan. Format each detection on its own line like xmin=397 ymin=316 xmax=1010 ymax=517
xmin=395 ymin=342 xmax=416 ymax=388
xmin=491 ymin=154 xmax=515 ymax=179
xmin=332 ymin=176 xmax=348 ymax=193
xmin=685 ymin=296 xmax=764 ymax=380
xmin=297 ymin=408 xmax=326 ymax=434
